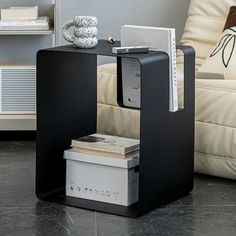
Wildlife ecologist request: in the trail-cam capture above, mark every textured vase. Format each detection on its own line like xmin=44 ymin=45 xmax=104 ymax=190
xmin=62 ymin=16 xmax=98 ymax=49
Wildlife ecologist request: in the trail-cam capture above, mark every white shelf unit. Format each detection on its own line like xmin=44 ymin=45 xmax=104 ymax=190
xmin=0 ymin=0 xmax=59 ymax=131
xmin=0 ymin=29 xmax=55 ymax=35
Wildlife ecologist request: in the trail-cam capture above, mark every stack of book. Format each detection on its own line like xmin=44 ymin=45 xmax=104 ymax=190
xmin=68 ymin=133 xmax=140 ymax=159
xmin=0 ymin=6 xmax=50 ymax=31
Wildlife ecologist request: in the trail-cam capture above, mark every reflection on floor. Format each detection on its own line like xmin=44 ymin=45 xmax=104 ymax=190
xmin=0 ymin=141 xmax=236 ymax=236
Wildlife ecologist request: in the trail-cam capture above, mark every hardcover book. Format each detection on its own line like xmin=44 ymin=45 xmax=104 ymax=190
xmin=70 ymin=147 xmax=139 ymax=159
xmin=0 ymin=17 xmax=50 ymax=31
xmin=121 ymin=25 xmax=178 ymax=112
xmin=64 ymin=149 xmax=140 ymax=167
xmin=71 ymin=133 xmax=140 ymax=156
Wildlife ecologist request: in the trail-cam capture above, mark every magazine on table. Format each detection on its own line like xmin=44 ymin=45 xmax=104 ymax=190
xmin=121 ymin=25 xmax=178 ymax=112
xmin=71 ymin=133 xmax=140 ymax=156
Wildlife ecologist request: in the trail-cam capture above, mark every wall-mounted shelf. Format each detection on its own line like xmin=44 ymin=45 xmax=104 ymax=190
xmin=0 ymin=29 xmax=54 ymax=35
xmin=36 ymin=40 xmax=195 ymax=218
xmin=0 ymin=0 xmax=59 ymax=132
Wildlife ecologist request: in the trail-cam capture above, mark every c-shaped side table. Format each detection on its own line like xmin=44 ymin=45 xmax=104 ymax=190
xmin=36 ymin=40 xmax=195 ymax=217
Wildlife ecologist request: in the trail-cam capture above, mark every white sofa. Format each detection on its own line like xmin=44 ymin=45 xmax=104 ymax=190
xmin=97 ymin=0 xmax=236 ymax=180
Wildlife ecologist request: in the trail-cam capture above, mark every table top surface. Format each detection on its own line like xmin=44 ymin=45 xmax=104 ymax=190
xmin=41 ymin=39 xmax=168 ymax=60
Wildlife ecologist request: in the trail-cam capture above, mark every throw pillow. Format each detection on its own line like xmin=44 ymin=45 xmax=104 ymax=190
xmin=198 ymin=6 xmax=236 ymax=80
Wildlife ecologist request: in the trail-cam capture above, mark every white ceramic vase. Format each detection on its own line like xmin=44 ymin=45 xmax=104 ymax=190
xmin=62 ymin=16 xmax=98 ymax=48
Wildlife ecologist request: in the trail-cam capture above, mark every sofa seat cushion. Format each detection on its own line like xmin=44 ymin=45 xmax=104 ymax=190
xmin=195 ymin=152 xmax=236 ymax=180
xmin=97 ymin=63 xmax=236 ymax=179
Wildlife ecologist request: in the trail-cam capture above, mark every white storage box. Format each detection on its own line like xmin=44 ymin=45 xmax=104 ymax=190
xmin=64 ymin=150 xmax=139 ymax=206
xmin=1 ymin=6 xmax=38 ymax=20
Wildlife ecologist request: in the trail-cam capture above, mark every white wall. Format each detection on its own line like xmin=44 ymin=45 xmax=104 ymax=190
xmin=59 ymin=0 xmax=190 ymax=64
xmin=59 ymin=0 xmax=191 ymax=43
xmin=0 ymin=0 xmax=191 ymax=63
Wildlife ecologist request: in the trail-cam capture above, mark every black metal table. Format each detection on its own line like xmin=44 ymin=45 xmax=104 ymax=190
xmin=36 ymin=40 xmax=195 ymax=217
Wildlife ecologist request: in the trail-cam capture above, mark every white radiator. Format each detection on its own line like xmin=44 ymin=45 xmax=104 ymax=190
xmin=0 ymin=65 xmax=36 ymax=113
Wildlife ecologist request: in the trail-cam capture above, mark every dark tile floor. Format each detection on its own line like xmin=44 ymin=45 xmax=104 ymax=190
xmin=0 ymin=141 xmax=236 ymax=236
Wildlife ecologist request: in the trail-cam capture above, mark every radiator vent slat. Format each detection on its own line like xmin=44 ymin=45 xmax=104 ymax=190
xmin=1 ymin=68 xmax=36 ymax=112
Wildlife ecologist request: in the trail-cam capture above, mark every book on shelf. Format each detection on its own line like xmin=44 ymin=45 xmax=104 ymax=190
xmin=121 ymin=25 xmax=178 ymax=112
xmin=1 ymin=6 xmax=38 ymax=20
xmin=0 ymin=17 xmax=50 ymax=31
xmin=70 ymin=147 xmax=139 ymax=159
xmin=64 ymin=148 xmax=139 ymax=161
xmin=71 ymin=133 xmax=140 ymax=156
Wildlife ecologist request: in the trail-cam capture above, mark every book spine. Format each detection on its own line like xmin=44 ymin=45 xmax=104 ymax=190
xmin=0 ymin=17 xmax=49 ymax=25
xmin=0 ymin=17 xmax=49 ymax=30
xmin=0 ymin=25 xmax=49 ymax=30
xmin=71 ymin=141 xmax=126 ymax=155
xmin=169 ymin=29 xmax=178 ymax=112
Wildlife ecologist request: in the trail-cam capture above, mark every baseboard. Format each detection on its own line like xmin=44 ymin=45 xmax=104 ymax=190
xmin=0 ymin=131 xmax=36 ymax=141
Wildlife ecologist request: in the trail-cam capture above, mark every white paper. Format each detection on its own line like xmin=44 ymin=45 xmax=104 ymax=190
xmin=121 ymin=25 xmax=178 ymax=111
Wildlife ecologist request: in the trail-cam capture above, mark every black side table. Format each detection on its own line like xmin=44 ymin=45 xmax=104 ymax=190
xmin=36 ymin=40 xmax=195 ymax=217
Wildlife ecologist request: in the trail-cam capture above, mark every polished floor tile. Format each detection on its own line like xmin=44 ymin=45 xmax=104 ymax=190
xmin=0 ymin=141 xmax=236 ymax=236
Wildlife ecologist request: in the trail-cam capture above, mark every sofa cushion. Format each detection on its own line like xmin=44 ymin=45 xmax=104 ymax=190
xmin=180 ymin=0 xmax=235 ymax=68
xmin=97 ymin=63 xmax=118 ymax=107
xmin=224 ymin=6 xmax=236 ymax=30
xmin=199 ymin=7 xmax=236 ymax=79
xmin=97 ymin=63 xmax=236 ymax=179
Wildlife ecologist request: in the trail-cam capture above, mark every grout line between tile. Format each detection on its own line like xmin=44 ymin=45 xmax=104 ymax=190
xmin=95 ymin=211 xmax=98 ymax=236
